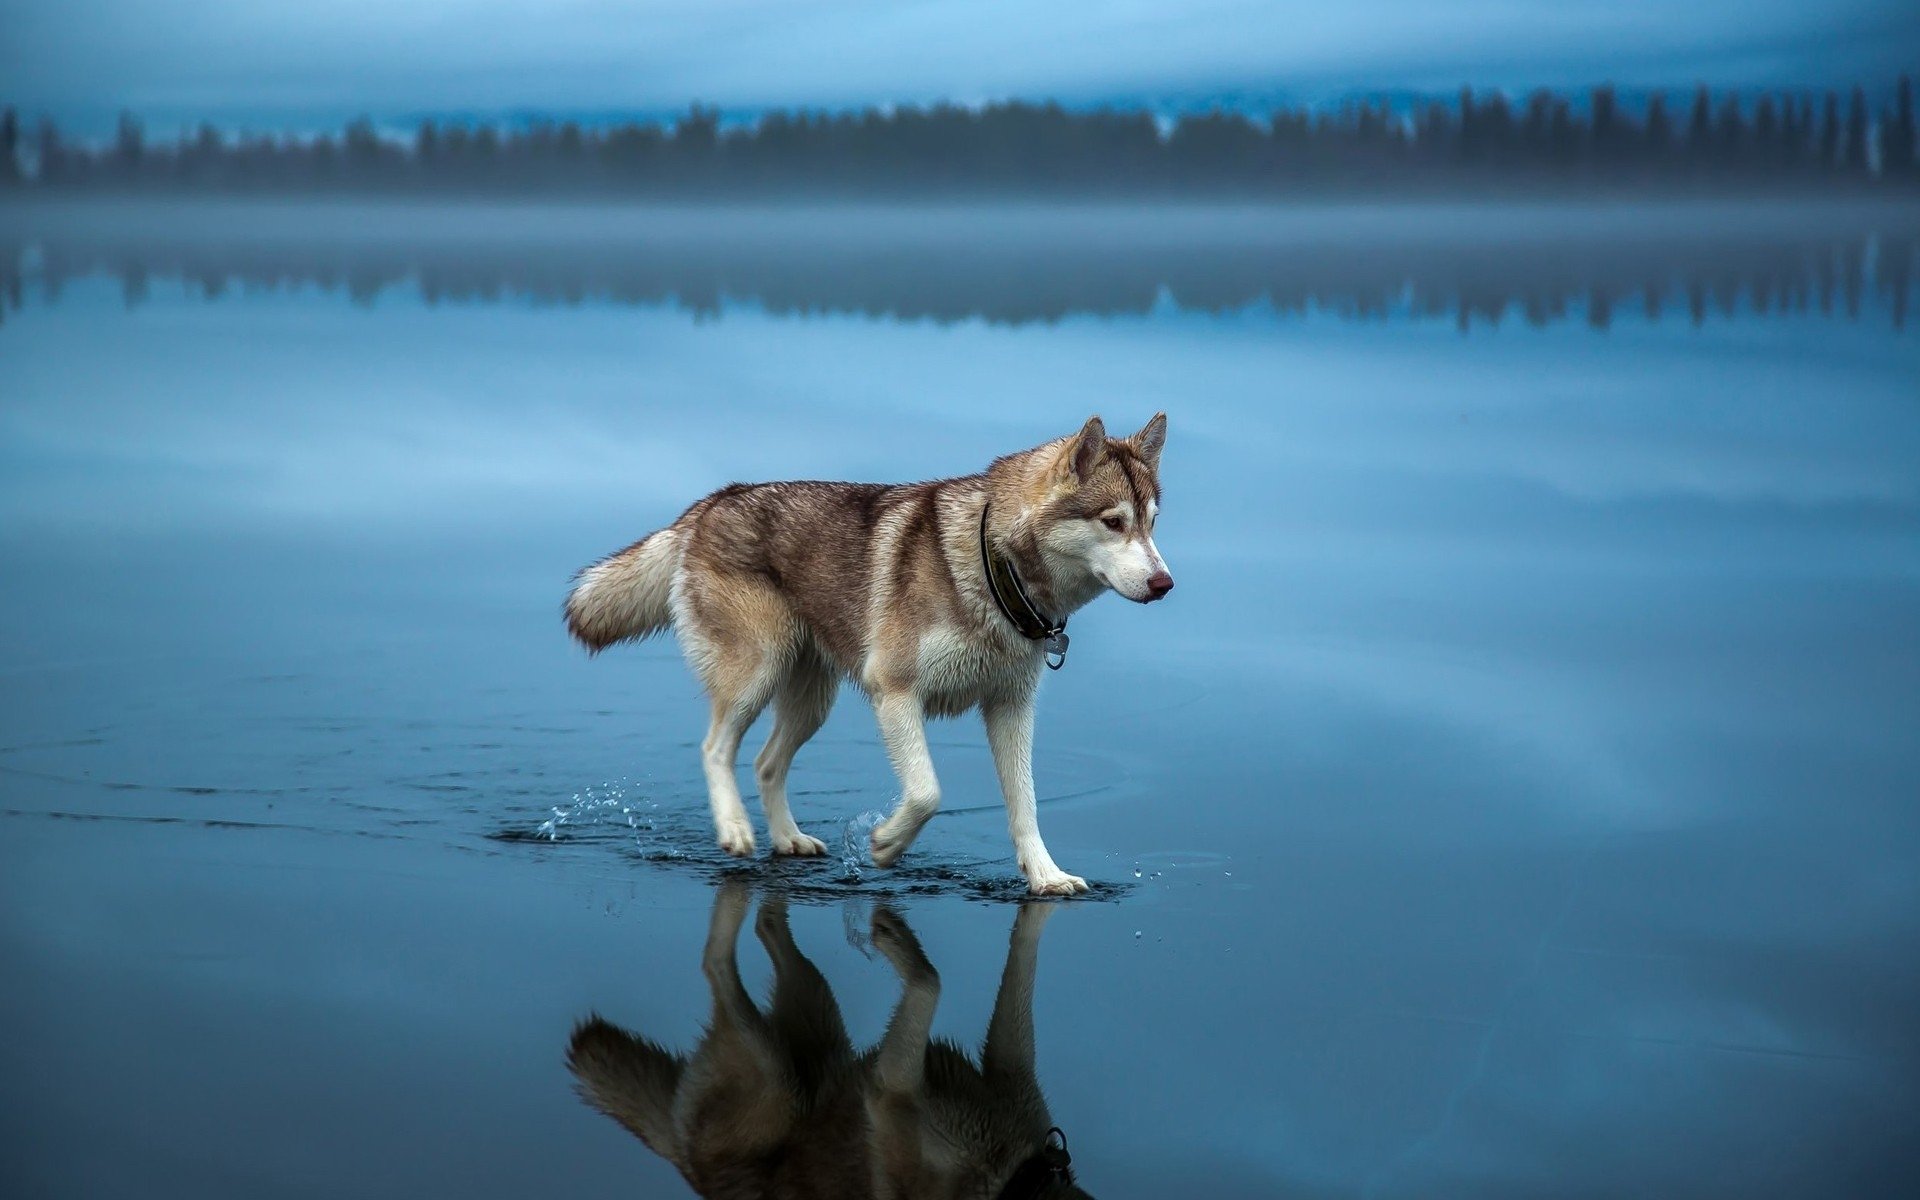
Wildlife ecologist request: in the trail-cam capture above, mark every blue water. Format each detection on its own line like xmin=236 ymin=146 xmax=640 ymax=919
xmin=1 ymin=200 xmax=1916 ymax=1197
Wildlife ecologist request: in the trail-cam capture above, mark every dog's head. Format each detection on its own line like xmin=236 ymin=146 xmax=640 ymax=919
xmin=1037 ymin=413 xmax=1173 ymax=605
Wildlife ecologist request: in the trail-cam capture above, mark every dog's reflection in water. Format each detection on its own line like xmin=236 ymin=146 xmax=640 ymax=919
xmin=568 ymin=882 xmax=1091 ymax=1200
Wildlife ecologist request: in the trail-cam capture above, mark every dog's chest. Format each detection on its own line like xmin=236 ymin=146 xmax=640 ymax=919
xmin=913 ymin=625 xmax=1033 ymax=714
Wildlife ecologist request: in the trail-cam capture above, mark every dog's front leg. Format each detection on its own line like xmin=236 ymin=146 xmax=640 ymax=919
xmin=869 ymin=905 xmax=940 ymax=1094
xmin=866 ymin=906 xmax=939 ymax=1188
xmin=870 ymin=690 xmax=940 ymax=868
xmin=984 ymin=692 xmax=1088 ymax=896
xmin=983 ymin=901 xmax=1056 ymax=1086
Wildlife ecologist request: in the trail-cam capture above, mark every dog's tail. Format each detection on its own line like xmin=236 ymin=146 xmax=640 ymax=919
xmin=566 ymin=1015 xmax=686 ymax=1162
xmin=565 ymin=526 xmax=681 ymax=653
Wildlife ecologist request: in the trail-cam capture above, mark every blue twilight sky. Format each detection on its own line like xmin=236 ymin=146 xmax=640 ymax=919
xmin=3 ymin=0 xmax=1917 ymax=131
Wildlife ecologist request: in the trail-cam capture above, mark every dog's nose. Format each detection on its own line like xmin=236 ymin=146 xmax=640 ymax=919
xmin=1145 ymin=571 xmax=1175 ymax=600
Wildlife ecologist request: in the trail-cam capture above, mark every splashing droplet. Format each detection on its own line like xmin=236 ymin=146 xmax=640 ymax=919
xmin=839 ymin=810 xmax=886 ymax=880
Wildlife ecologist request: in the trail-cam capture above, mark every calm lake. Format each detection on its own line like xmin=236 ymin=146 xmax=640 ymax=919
xmin=2 ymin=199 xmax=1917 ymax=1197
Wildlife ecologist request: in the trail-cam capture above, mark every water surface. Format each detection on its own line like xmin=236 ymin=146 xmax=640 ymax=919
xmin=2 ymin=200 xmax=1917 ymax=1197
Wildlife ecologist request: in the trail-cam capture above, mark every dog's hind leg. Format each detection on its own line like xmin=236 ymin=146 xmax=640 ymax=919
xmin=694 ymin=882 xmax=794 ymax=1159
xmin=682 ymin=579 xmax=794 ymax=858
xmin=701 ymin=688 xmax=777 ymax=858
xmin=756 ymin=893 xmax=855 ymax=1094
xmin=701 ymin=880 xmax=767 ymax=1036
xmin=753 ymin=650 xmax=837 ymax=857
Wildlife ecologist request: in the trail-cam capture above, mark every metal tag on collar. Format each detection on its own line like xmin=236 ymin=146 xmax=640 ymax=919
xmin=1042 ymin=630 xmax=1069 ymax=670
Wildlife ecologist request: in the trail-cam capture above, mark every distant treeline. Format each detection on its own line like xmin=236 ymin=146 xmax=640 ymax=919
xmin=2 ymin=78 xmax=1916 ymax=196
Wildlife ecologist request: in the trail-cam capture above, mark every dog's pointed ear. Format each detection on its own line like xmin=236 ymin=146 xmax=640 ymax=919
xmin=1130 ymin=412 xmax=1167 ymax=469
xmin=1067 ymin=415 xmax=1107 ymax=481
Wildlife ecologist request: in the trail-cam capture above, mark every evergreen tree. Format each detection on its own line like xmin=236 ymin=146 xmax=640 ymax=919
xmin=1686 ymin=85 xmax=1713 ymax=165
xmin=1547 ymin=94 xmax=1575 ymax=164
xmin=114 ymin=110 xmax=144 ymax=180
xmin=1880 ymin=74 xmax=1915 ymax=178
xmin=33 ymin=118 xmax=66 ymax=185
xmin=1644 ymin=92 xmax=1672 ymax=161
xmin=185 ymin=122 xmax=222 ymax=184
xmin=472 ymin=126 xmax=499 ymax=177
xmin=1590 ymin=84 xmax=1620 ymax=160
xmin=1819 ymin=92 xmax=1841 ymax=169
xmin=0 ymin=107 xmax=19 ymax=185
xmin=1778 ymin=93 xmax=1804 ymax=167
xmin=1714 ymin=94 xmax=1745 ymax=165
xmin=1520 ymin=89 xmax=1555 ymax=159
xmin=557 ymin=120 xmax=584 ymax=168
xmin=1415 ymin=100 xmax=1451 ymax=161
xmin=343 ymin=116 xmax=389 ymax=185
xmin=1480 ymin=90 xmax=1514 ymax=160
xmin=415 ymin=120 xmax=440 ymax=183
xmin=1843 ymin=86 xmax=1869 ymax=174
xmin=1457 ymin=86 xmax=1480 ymax=160
xmin=1753 ymin=94 xmax=1779 ymax=168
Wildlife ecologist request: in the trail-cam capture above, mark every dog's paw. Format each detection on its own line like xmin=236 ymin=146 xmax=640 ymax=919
xmin=715 ymin=817 xmax=757 ymax=858
xmin=870 ymin=828 xmax=908 ymax=868
xmin=871 ymin=907 xmax=937 ymax=982
xmin=753 ymin=895 xmax=792 ymax=940
xmin=1025 ymin=869 xmax=1089 ymax=897
xmin=771 ymin=830 xmax=828 ymax=857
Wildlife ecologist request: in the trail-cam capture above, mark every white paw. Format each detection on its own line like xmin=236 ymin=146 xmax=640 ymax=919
xmin=1026 ymin=869 xmax=1088 ymax=897
xmin=715 ymin=817 xmax=757 ymax=858
xmin=869 ymin=831 xmax=904 ymax=868
xmin=772 ymin=830 xmax=828 ymax=857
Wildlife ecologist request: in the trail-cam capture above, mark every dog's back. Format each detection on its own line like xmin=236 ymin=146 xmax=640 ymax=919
xmin=567 ymin=477 xmax=961 ymax=676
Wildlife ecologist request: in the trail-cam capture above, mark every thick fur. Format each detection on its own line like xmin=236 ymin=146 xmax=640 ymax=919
xmin=567 ymin=884 xmax=1090 ymax=1200
xmin=565 ymin=527 xmax=681 ymax=651
xmin=565 ymin=414 xmax=1172 ymax=894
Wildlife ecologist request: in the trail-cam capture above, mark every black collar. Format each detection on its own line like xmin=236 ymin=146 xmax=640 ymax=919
xmin=994 ymin=1127 xmax=1075 ymax=1200
xmin=979 ymin=502 xmax=1070 ymax=670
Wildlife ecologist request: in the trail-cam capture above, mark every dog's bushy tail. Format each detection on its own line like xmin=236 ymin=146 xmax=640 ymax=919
xmin=567 ymin=1015 xmax=685 ymax=1161
xmin=565 ymin=526 xmax=680 ymax=652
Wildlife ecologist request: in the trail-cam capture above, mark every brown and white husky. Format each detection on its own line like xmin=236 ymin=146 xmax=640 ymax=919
xmin=564 ymin=415 xmax=1172 ymax=895
xmin=567 ymin=883 xmax=1090 ymax=1199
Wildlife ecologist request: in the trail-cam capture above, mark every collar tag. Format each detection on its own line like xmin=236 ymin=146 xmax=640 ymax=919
xmin=1042 ymin=630 xmax=1070 ymax=670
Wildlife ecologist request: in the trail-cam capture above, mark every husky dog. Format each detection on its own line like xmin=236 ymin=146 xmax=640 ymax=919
xmin=565 ymin=414 xmax=1172 ymax=895
xmin=568 ymin=883 xmax=1090 ymax=1199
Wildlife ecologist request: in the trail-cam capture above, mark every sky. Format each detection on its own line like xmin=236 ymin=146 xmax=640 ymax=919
xmin=3 ymin=0 xmax=1918 ymax=132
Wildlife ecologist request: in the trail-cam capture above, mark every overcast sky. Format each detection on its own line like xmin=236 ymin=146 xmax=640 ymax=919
xmin=5 ymin=0 xmax=1917 ymax=130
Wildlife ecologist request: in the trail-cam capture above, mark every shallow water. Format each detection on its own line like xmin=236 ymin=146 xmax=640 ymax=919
xmin=2 ymin=200 xmax=1917 ymax=1197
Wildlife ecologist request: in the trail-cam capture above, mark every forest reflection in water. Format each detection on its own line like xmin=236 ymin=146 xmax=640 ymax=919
xmin=1 ymin=199 xmax=1914 ymax=330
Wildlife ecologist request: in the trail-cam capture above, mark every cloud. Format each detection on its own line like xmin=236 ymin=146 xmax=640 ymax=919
xmin=4 ymin=0 xmax=1915 ymax=125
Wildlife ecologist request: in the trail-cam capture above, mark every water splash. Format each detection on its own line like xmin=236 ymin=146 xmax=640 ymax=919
xmin=841 ymin=900 xmax=876 ymax=959
xmin=838 ymin=809 xmax=886 ymax=880
xmin=533 ymin=781 xmax=656 ymax=842
xmin=494 ymin=793 xmax=1133 ymax=904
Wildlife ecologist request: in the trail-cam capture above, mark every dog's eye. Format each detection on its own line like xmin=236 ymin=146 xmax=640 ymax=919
xmin=1101 ymin=515 xmax=1126 ymax=532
